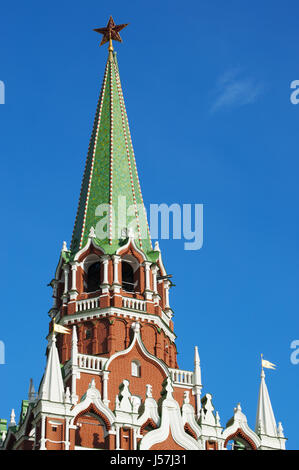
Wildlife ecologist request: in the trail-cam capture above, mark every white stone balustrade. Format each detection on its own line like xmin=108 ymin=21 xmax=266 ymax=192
xmin=122 ymin=297 xmax=146 ymax=312
xmin=77 ymin=354 xmax=107 ymax=371
xmin=76 ymin=297 xmax=100 ymax=312
xmin=169 ymin=368 xmax=194 ymax=386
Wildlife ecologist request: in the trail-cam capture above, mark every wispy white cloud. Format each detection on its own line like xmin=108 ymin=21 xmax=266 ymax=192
xmin=210 ymin=69 xmax=263 ymax=113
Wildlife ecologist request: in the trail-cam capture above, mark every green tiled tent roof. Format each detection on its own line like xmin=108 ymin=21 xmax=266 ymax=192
xmin=71 ymin=51 xmax=154 ymax=260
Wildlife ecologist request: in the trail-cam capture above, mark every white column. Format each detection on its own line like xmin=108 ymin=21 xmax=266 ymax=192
xmin=65 ymin=418 xmax=70 ymax=450
xmin=164 ymin=279 xmax=171 ymax=309
xmin=101 ymin=255 xmax=109 ymax=286
xmin=133 ymin=428 xmax=137 ymax=450
xmin=63 ymin=265 xmax=70 ymax=294
xmin=152 ymin=265 xmax=160 ymax=305
xmin=115 ymin=425 xmax=120 ymax=450
xmin=62 ymin=264 xmax=70 ymax=305
xmin=71 ymin=263 xmax=77 ymax=291
xmin=40 ymin=415 xmax=46 ymax=450
xmin=102 ymin=370 xmax=110 ymax=407
xmin=71 ymin=326 xmax=78 ymax=404
xmin=112 ymin=255 xmax=121 ymax=284
xmin=144 ymin=261 xmax=151 ymax=291
xmin=152 ymin=266 xmax=158 ymax=294
xmin=69 ymin=263 xmax=78 ymax=301
xmin=143 ymin=261 xmax=153 ymax=301
xmin=112 ymin=255 xmax=121 ymax=294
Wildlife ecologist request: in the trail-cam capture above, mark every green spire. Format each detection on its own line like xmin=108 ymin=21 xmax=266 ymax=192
xmin=71 ymin=51 xmax=154 ymax=259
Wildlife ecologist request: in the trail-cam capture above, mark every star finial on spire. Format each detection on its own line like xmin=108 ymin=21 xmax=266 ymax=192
xmin=94 ymin=16 xmax=128 ymax=48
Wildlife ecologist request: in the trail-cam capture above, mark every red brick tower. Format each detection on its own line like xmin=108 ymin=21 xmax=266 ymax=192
xmin=1 ymin=17 xmax=286 ymax=451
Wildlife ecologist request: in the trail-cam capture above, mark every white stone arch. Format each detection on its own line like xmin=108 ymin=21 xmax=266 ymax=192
xmin=104 ymin=322 xmax=170 ymax=378
xmin=221 ymin=404 xmax=261 ymax=450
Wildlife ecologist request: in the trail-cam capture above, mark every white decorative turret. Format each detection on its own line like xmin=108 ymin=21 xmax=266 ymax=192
xmin=154 ymin=241 xmax=160 ymax=252
xmin=146 ymin=384 xmax=153 ymax=398
xmin=139 ymin=377 xmax=200 ymax=450
xmin=131 ymin=321 xmax=140 ymax=334
xmin=39 ymin=334 xmax=64 ymax=402
xmin=28 ymin=378 xmax=36 ymax=403
xmin=127 ymin=226 xmax=135 ymax=240
xmin=62 ymin=241 xmax=68 ymax=252
xmin=193 ymin=346 xmax=202 ymax=387
xmin=255 ymin=370 xmax=278 ymax=437
xmin=215 ymin=411 xmax=221 ymax=427
xmin=71 ymin=326 xmax=78 ymax=404
xmin=64 ymin=387 xmax=71 ymax=404
xmin=255 ymin=369 xmax=286 ymax=450
xmin=277 ymin=422 xmax=284 ymax=438
xmin=193 ymin=346 xmax=202 ymax=417
xmin=200 ymin=394 xmax=216 ymax=426
xmin=9 ymin=409 xmax=16 ymax=428
xmin=71 ymin=325 xmax=78 ymax=365
xmin=117 ymin=380 xmax=133 ymax=413
xmin=88 ymin=226 xmax=96 ymax=238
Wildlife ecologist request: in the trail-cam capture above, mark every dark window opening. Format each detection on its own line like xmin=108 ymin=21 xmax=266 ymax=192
xmin=85 ymin=328 xmax=92 ymax=340
xmin=122 ymin=262 xmax=135 ymax=292
xmin=86 ymin=262 xmax=101 ymax=293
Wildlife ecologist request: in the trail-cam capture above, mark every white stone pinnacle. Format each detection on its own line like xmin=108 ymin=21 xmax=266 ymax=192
xmin=89 ymin=226 xmax=96 ymax=238
xmin=154 ymin=241 xmax=160 ymax=252
xmin=39 ymin=333 xmax=64 ymax=403
xmin=255 ymin=370 xmax=278 ymax=437
xmin=9 ymin=409 xmax=16 ymax=427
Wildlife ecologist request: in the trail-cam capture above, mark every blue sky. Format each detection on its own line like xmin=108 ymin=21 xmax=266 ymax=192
xmin=0 ymin=0 xmax=298 ymax=449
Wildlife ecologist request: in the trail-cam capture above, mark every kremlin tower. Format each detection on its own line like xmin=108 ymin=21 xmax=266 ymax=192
xmin=0 ymin=17 xmax=286 ymax=451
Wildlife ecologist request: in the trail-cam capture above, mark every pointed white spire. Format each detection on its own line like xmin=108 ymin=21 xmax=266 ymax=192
xmin=28 ymin=378 xmax=36 ymax=403
xmin=89 ymin=226 xmax=96 ymax=238
xmin=146 ymin=384 xmax=153 ymax=398
xmin=194 ymin=346 xmax=202 ymax=386
xmin=127 ymin=226 xmax=135 ymax=240
xmin=39 ymin=334 xmax=64 ymax=403
xmin=154 ymin=241 xmax=160 ymax=252
xmin=64 ymin=387 xmax=71 ymax=403
xmin=277 ymin=422 xmax=284 ymax=438
xmin=71 ymin=325 xmax=78 ymax=365
xmin=255 ymin=369 xmax=278 ymax=437
xmin=62 ymin=241 xmax=68 ymax=252
xmin=9 ymin=409 xmax=16 ymax=428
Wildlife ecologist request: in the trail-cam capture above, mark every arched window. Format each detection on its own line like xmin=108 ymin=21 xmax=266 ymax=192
xmin=85 ymin=328 xmax=92 ymax=340
xmin=226 ymin=437 xmax=253 ymax=450
xmin=131 ymin=360 xmax=141 ymax=377
xmin=122 ymin=262 xmax=135 ymax=292
xmin=86 ymin=262 xmax=101 ymax=293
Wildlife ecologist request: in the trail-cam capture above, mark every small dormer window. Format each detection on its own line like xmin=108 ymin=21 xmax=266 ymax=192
xmin=131 ymin=360 xmax=141 ymax=377
xmin=86 ymin=262 xmax=101 ymax=293
xmin=122 ymin=262 xmax=135 ymax=292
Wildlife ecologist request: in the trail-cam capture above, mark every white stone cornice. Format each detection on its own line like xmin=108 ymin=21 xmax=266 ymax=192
xmin=61 ymin=306 xmax=176 ymax=342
